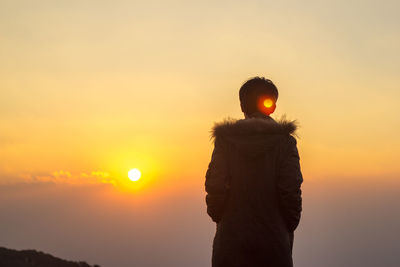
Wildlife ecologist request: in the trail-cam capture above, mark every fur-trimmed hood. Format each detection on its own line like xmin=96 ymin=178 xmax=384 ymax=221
xmin=211 ymin=116 xmax=298 ymax=157
xmin=212 ymin=116 xmax=298 ymax=139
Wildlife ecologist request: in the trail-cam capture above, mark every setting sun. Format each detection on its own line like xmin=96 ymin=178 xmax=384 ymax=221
xmin=263 ymin=98 xmax=273 ymax=108
xmin=128 ymin=168 xmax=141 ymax=182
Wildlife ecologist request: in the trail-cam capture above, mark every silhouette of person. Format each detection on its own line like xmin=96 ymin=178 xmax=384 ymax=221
xmin=205 ymin=77 xmax=303 ymax=267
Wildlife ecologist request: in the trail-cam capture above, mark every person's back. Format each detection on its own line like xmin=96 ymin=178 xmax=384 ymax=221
xmin=205 ymin=77 xmax=303 ymax=267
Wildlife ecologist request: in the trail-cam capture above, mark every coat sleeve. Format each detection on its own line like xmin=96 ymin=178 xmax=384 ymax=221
xmin=277 ymin=136 xmax=303 ymax=232
xmin=205 ymin=137 xmax=229 ymax=223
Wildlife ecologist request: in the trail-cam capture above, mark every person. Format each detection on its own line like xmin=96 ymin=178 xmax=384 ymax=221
xmin=205 ymin=77 xmax=303 ymax=267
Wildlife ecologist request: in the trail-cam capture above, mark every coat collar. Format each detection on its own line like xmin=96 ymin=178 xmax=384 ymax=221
xmin=211 ymin=116 xmax=298 ymax=140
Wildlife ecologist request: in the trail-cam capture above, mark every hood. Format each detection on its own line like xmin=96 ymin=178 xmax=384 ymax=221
xmin=211 ymin=116 xmax=298 ymax=158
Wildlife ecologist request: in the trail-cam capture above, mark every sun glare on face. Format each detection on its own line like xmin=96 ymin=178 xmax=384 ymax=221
xmin=128 ymin=168 xmax=141 ymax=182
xmin=263 ymin=98 xmax=273 ymax=108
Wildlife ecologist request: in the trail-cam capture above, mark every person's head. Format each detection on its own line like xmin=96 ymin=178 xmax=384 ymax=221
xmin=239 ymin=77 xmax=279 ymax=117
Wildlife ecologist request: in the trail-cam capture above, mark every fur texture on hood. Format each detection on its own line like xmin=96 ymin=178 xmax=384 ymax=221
xmin=211 ymin=116 xmax=298 ymax=140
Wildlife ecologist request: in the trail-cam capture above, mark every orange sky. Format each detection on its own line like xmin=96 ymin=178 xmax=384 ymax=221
xmin=2 ymin=3 xmax=399 ymax=185
xmin=2 ymin=1 xmax=399 ymax=190
xmin=0 ymin=1 xmax=399 ymax=219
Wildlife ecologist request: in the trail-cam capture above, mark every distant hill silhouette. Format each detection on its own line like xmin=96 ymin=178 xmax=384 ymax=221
xmin=0 ymin=247 xmax=100 ymax=267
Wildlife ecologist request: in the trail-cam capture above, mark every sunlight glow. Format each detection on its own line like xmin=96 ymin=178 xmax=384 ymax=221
xmin=128 ymin=168 xmax=141 ymax=182
xmin=263 ymin=99 xmax=273 ymax=108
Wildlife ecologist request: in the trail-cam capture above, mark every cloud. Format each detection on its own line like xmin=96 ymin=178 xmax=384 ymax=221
xmin=79 ymin=171 xmax=115 ymax=185
xmin=0 ymin=170 xmax=115 ymax=186
xmin=52 ymin=170 xmax=72 ymax=178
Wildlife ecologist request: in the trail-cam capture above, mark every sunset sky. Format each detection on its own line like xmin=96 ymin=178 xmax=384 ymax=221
xmin=1 ymin=1 xmax=399 ymax=266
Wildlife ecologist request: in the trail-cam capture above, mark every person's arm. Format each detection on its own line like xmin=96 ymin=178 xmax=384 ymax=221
xmin=277 ymin=136 xmax=303 ymax=232
xmin=205 ymin=137 xmax=229 ymax=223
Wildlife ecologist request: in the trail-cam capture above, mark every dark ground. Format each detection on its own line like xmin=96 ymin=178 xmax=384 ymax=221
xmin=0 ymin=247 xmax=100 ymax=267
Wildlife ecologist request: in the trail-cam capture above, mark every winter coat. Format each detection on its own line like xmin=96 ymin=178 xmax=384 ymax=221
xmin=205 ymin=115 xmax=303 ymax=267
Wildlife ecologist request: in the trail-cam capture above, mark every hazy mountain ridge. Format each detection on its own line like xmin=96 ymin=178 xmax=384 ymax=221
xmin=0 ymin=247 xmax=100 ymax=267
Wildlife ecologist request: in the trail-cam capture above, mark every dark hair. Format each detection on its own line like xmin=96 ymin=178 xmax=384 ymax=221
xmin=239 ymin=77 xmax=279 ymax=115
